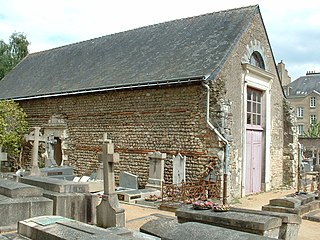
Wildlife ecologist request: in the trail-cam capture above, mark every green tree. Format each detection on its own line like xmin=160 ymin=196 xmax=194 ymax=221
xmin=0 ymin=32 xmax=30 ymax=80
xmin=0 ymin=100 xmax=28 ymax=155
xmin=303 ymin=122 xmax=320 ymax=138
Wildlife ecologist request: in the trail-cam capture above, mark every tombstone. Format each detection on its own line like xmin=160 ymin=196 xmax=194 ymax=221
xmin=25 ymin=127 xmax=46 ymax=175
xmin=45 ymin=134 xmax=58 ymax=167
xmin=146 ymin=152 xmax=166 ymax=190
xmin=172 ymin=153 xmax=186 ymax=185
xmin=96 ymin=133 xmax=125 ymax=228
xmin=119 ymin=171 xmax=138 ymax=190
xmin=0 ymin=146 xmax=8 ymax=172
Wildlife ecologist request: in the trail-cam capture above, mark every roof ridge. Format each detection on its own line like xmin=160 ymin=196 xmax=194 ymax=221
xmin=30 ymin=4 xmax=259 ymax=55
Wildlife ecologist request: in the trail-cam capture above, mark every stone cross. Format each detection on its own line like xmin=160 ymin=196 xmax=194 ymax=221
xmin=96 ymin=133 xmax=125 ymax=228
xmin=46 ymin=134 xmax=58 ymax=167
xmin=98 ymin=133 xmax=119 ymax=195
xmin=25 ymin=127 xmax=46 ymax=175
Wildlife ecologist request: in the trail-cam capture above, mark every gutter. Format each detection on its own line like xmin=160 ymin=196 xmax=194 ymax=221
xmin=202 ymin=82 xmax=229 ymax=204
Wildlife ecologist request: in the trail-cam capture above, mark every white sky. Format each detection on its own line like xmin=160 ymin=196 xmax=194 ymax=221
xmin=0 ymin=0 xmax=320 ymax=81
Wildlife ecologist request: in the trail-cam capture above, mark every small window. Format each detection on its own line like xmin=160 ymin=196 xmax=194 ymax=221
xmin=296 ymin=107 xmax=304 ymax=118
xmin=310 ymin=115 xmax=317 ymax=124
xmin=297 ymin=125 xmax=304 ymax=136
xmin=310 ymin=97 xmax=316 ymax=108
xmin=250 ymin=51 xmax=265 ymax=70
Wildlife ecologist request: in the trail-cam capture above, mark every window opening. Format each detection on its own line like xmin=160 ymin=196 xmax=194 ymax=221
xmin=249 ymin=51 xmax=265 ymax=69
xmin=247 ymin=88 xmax=262 ymax=128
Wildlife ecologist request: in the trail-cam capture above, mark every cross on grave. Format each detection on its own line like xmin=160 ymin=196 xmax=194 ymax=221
xmin=25 ymin=127 xmax=46 ymax=175
xmin=96 ymin=133 xmax=125 ymax=228
xmin=98 ymin=133 xmax=119 ymax=195
xmin=46 ymin=134 xmax=57 ymax=167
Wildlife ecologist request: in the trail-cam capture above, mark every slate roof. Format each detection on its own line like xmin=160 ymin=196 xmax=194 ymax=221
xmin=287 ymin=73 xmax=320 ymax=98
xmin=0 ymin=5 xmax=260 ymax=100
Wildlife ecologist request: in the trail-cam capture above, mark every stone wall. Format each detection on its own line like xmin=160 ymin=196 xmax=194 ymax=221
xmin=19 ymin=83 xmax=221 ymax=188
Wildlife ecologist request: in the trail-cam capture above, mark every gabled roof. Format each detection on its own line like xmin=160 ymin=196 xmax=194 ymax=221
xmin=0 ymin=5 xmax=259 ymax=100
xmin=287 ymin=73 xmax=320 ymax=98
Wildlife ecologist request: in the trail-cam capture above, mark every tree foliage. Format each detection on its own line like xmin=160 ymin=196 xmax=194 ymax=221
xmin=0 ymin=100 xmax=28 ymax=154
xmin=303 ymin=122 xmax=320 ymax=138
xmin=0 ymin=32 xmax=30 ymax=80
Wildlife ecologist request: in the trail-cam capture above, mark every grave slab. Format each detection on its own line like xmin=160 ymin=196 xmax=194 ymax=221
xmin=20 ymin=176 xmax=89 ymax=193
xmin=18 ymin=216 xmax=159 ymax=240
xmin=140 ymin=217 xmax=179 ymax=238
xmin=231 ymin=207 xmax=301 ymax=240
xmin=162 ymin=222 xmax=275 ymax=240
xmin=176 ymin=206 xmax=282 ymax=238
xmin=0 ymin=179 xmax=43 ymax=198
xmin=302 ymin=209 xmax=320 ymax=222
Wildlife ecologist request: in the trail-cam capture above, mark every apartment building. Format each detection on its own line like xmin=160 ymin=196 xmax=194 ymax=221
xmin=284 ymin=70 xmax=320 ymax=135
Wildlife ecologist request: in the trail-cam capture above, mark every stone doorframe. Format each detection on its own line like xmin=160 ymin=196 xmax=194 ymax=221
xmin=241 ymin=63 xmax=274 ymax=196
xmin=43 ymin=114 xmax=69 ymax=166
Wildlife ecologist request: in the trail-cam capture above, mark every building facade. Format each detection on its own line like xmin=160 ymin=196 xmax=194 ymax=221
xmin=284 ymin=72 xmax=320 ymax=136
xmin=0 ymin=5 xmax=297 ymax=199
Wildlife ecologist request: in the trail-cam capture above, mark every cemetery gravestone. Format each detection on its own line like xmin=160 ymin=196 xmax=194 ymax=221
xmin=119 ymin=171 xmax=138 ymax=190
xmin=0 ymin=146 xmax=8 ymax=172
xmin=46 ymin=134 xmax=58 ymax=167
xmin=146 ymin=152 xmax=166 ymax=190
xmin=96 ymin=133 xmax=125 ymax=228
xmin=172 ymin=153 xmax=186 ymax=185
xmin=25 ymin=127 xmax=46 ymax=175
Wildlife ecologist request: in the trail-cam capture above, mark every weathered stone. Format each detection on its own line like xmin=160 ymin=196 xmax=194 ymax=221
xmin=231 ymin=208 xmax=301 ymax=240
xmin=176 ymin=206 xmax=282 ymax=238
xmin=0 ymin=179 xmax=43 ymax=198
xmin=140 ymin=217 xmax=179 ymax=238
xmin=162 ymin=222 xmax=275 ymax=240
xmin=20 ymin=176 xmax=89 ymax=193
xmin=269 ymin=197 xmax=301 ymax=208
xmin=119 ymin=171 xmax=138 ymax=190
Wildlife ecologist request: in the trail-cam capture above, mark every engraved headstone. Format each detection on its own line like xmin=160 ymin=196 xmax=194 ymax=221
xmin=146 ymin=151 xmax=166 ymax=190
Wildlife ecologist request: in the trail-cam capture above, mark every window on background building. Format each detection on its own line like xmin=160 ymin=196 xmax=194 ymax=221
xmin=247 ymin=88 xmax=262 ymax=127
xmin=296 ymin=107 xmax=304 ymax=118
xmin=310 ymin=97 xmax=316 ymax=108
xmin=310 ymin=115 xmax=317 ymax=124
xmin=297 ymin=125 xmax=304 ymax=136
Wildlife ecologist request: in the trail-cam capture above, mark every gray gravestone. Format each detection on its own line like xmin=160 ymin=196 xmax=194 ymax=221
xmin=146 ymin=152 xmax=166 ymax=190
xmin=172 ymin=153 xmax=186 ymax=185
xmin=96 ymin=133 xmax=125 ymax=228
xmin=119 ymin=171 xmax=138 ymax=190
xmin=0 ymin=146 xmax=8 ymax=171
xmin=46 ymin=134 xmax=58 ymax=167
xmin=25 ymin=127 xmax=46 ymax=175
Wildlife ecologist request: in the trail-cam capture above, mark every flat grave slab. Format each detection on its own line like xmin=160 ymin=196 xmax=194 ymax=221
xmin=162 ymin=222 xmax=275 ymax=240
xmin=302 ymin=209 xmax=320 ymax=222
xmin=0 ymin=179 xmax=43 ymax=198
xmin=20 ymin=176 xmax=89 ymax=193
xmin=18 ymin=215 xmax=160 ymax=240
xmin=176 ymin=206 xmax=282 ymax=238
